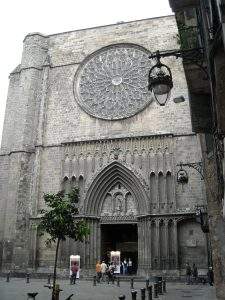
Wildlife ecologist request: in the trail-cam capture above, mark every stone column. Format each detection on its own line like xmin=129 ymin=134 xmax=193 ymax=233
xmin=138 ymin=221 xmax=145 ymax=274
xmin=90 ymin=219 xmax=95 ymax=269
xmin=84 ymin=217 xmax=99 ymax=273
xmin=96 ymin=222 xmax=101 ymax=262
xmin=164 ymin=219 xmax=169 ymax=270
xmin=173 ymin=219 xmax=178 ymax=269
xmin=146 ymin=218 xmax=152 ymax=271
xmin=156 ymin=219 xmax=160 ymax=269
xmin=143 ymin=219 xmax=148 ymax=272
xmin=84 ymin=219 xmax=91 ymax=270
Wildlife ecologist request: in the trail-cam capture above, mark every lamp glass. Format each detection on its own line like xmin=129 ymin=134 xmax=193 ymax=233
xmin=153 ymin=83 xmax=171 ymax=96
xmin=153 ymin=90 xmax=171 ymax=106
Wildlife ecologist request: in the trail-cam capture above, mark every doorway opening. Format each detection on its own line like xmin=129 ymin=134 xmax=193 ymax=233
xmin=101 ymin=223 xmax=138 ymax=274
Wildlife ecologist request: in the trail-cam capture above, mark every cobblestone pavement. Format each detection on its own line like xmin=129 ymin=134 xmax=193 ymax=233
xmin=0 ymin=277 xmax=217 ymax=300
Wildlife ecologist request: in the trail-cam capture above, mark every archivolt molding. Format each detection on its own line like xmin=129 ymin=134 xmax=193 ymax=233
xmin=84 ymin=161 xmax=148 ymax=215
xmin=84 ymin=159 xmax=149 ymax=196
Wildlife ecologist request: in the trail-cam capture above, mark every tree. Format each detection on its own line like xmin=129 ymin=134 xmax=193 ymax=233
xmin=38 ymin=187 xmax=89 ymax=300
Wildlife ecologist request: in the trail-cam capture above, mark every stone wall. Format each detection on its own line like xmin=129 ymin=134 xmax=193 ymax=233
xmin=0 ymin=16 xmax=208 ymax=273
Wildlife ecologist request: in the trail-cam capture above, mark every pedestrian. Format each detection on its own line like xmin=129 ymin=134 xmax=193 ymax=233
xmin=207 ymin=267 xmax=214 ymax=286
xmin=70 ymin=262 xmax=79 ymax=284
xmin=96 ymin=261 xmax=102 ymax=283
xmin=186 ymin=262 xmax=192 ymax=285
xmin=128 ymin=258 xmax=133 ymax=275
xmin=123 ymin=259 xmax=128 ymax=275
xmin=101 ymin=260 xmax=107 ymax=282
xmin=108 ymin=262 xmax=115 ymax=281
xmin=192 ymin=264 xmax=198 ymax=284
xmin=120 ymin=261 xmax=124 ymax=275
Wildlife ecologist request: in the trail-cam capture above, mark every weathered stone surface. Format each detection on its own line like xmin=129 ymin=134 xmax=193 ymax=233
xmin=0 ymin=16 xmax=208 ymax=275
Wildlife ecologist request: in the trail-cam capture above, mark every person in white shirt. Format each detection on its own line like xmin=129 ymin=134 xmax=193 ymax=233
xmin=128 ymin=258 xmax=133 ymax=275
xmin=101 ymin=260 xmax=107 ymax=282
xmin=123 ymin=259 xmax=128 ymax=275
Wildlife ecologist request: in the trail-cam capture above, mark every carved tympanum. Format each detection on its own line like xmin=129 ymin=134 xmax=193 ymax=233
xmin=101 ymin=183 xmax=137 ymax=216
xmin=74 ymin=44 xmax=152 ymax=119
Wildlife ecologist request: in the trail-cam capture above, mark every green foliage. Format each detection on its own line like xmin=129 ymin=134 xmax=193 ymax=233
xmin=38 ymin=187 xmax=89 ymax=243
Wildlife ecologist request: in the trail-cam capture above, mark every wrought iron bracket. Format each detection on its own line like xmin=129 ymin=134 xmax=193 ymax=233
xmin=177 ymin=161 xmax=204 ymax=180
xmin=149 ymin=48 xmax=209 ymax=80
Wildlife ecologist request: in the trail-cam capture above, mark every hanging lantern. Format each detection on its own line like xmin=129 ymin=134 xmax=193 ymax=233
xmin=177 ymin=167 xmax=189 ymax=184
xmin=148 ymin=52 xmax=173 ymax=106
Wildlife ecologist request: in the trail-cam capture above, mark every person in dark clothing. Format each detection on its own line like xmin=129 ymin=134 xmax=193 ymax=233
xmin=207 ymin=267 xmax=214 ymax=286
xmin=186 ymin=262 xmax=192 ymax=285
xmin=107 ymin=262 xmax=115 ymax=282
xmin=70 ymin=262 xmax=79 ymax=284
xmin=192 ymin=264 xmax=198 ymax=284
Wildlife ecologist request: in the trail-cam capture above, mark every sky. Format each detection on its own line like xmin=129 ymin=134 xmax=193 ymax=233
xmin=0 ymin=0 xmax=172 ymax=143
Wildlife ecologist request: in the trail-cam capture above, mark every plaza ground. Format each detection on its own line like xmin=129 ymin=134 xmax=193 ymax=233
xmin=0 ymin=277 xmax=217 ymax=299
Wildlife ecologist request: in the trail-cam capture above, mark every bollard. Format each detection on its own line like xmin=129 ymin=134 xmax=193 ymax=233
xmin=54 ymin=284 xmax=63 ymax=300
xmin=146 ymin=278 xmax=150 ymax=289
xmin=153 ymin=283 xmax=158 ymax=298
xmin=117 ymin=277 xmax=120 ymax=286
xmin=112 ymin=275 xmax=115 ymax=284
xmin=93 ymin=275 xmax=97 ymax=286
xmin=162 ymin=280 xmax=166 ymax=293
xmin=141 ymin=288 xmax=146 ymax=300
xmin=27 ymin=292 xmax=38 ymax=300
xmin=118 ymin=296 xmax=125 ymax=300
xmin=65 ymin=294 xmax=74 ymax=300
xmin=147 ymin=285 xmax=153 ymax=300
xmin=130 ymin=277 xmax=134 ymax=289
xmin=131 ymin=290 xmax=137 ymax=300
xmin=158 ymin=281 xmax=163 ymax=295
xmin=6 ymin=272 xmax=10 ymax=282
xmin=48 ymin=274 xmax=51 ymax=284
xmin=107 ymin=275 xmax=110 ymax=284
xmin=26 ymin=273 xmax=30 ymax=284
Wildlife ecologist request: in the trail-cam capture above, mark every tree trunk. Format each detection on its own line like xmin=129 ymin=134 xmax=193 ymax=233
xmin=52 ymin=238 xmax=60 ymax=300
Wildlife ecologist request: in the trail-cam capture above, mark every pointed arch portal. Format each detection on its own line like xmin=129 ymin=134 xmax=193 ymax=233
xmin=84 ymin=161 xmax=148 ymax=215
xmin=82 ymin=162 xmax=149 ymax=275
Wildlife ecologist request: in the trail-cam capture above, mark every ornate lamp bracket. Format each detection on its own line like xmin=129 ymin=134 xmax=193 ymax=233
xmin=177 ymin=161 xmax=204 ymax=180
xmin=149 ymin=48 xmax=209 ymax=80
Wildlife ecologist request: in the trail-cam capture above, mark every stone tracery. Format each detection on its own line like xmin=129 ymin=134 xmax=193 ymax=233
xmin=74 ymin=44 xmax=152 ymax=119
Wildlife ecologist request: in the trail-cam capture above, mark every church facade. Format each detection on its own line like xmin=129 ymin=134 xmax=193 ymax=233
xmin=0 ymin=16 xmax=208 ymax=276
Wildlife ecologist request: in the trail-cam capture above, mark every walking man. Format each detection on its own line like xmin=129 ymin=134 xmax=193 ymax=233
xmin=207 ymin=267 xmax=214 ymax=286
xmin=70 ymin=262 xmax=79 ymax=284
xmin=192 ymin=264 xmax=198 ymax=284
xmin=186 ymin=262 xmax=192 ymax=285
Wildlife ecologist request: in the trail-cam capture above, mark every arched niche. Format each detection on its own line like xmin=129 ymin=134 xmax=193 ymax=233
xmin=158 ymin=172 xmax=164 ymax=205
xmin=62 ymin=176 xmax=70 ymax=193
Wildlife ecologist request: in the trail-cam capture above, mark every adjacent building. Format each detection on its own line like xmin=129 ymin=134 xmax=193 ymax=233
xmin=169 ymin=0 xmax=225 ymax=298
